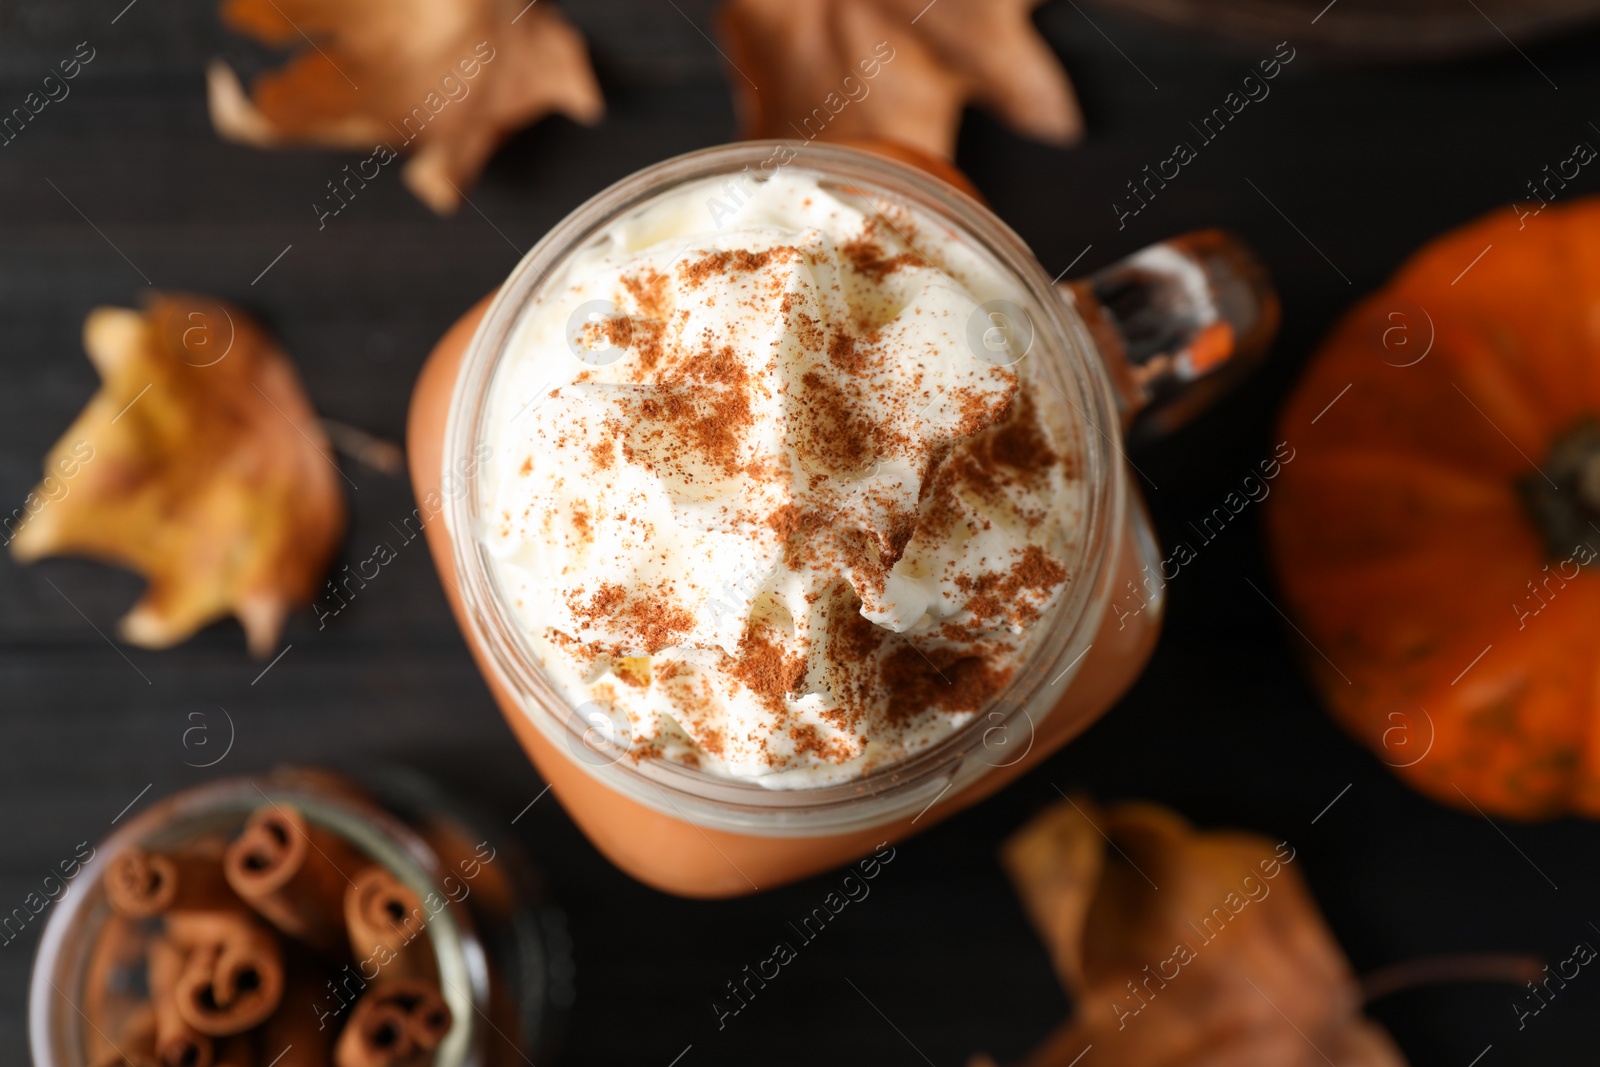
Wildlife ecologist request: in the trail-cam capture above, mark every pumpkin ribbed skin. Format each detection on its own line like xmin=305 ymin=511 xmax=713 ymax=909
xmin=1267 ymin=196 xmax=1600 ymax=819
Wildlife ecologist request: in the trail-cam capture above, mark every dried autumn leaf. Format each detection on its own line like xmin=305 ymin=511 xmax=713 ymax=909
xmin=991 ymin=797 xmax=1405 ymax=1067
xmin=206 ymin=0 xmax=603 ymax=214
xmin=10 ymin=294 xmax=345 ymax=656
xmin=717 ymin=0 xmax=1082 ymax=160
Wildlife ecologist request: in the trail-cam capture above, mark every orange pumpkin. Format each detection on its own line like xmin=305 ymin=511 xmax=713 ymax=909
xmin=1267 ymin=195 xmax=1600 ymax=819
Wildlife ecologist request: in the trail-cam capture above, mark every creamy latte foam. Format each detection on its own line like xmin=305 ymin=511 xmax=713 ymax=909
xmin=478 ymin=169 xmax=1083 ymax=786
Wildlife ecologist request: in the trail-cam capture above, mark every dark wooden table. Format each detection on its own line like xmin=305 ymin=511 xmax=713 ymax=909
xmin=4 ymin=2 xmax=1599 ymax=1063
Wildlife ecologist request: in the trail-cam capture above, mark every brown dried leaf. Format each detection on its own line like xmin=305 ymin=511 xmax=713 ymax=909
xmin=717 ymin=0 xmax=1082 ymax=160
xmin=10 ymin=294 xmax=346 ymax=656
xmin=207 ymin=0 xmax=603 ymax=213
xmin=994 ymin=797 xmax=1406 ymax=1067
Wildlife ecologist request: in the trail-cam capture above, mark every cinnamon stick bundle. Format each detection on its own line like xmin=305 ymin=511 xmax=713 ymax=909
xmin=85 ymin=796 xmax=457 ymax=1067
xmin=223 ymin=804 xmax=361 ymax=953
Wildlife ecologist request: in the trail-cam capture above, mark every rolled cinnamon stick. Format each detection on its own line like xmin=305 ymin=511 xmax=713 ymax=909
xmin=105 ymin=848 xmax=239 ymax=919
xmin=223 ymin=804 xmax=360 ymax=952
xmin=164 ymin=911 xmax=285 ymax=1036
xmin=344 ymin=867 xmax=434 ymax=982
xmin=333 ymin=980 xmax=452 ymax=1067
xmin=148 ymin=937 xmax=215 ymax=1067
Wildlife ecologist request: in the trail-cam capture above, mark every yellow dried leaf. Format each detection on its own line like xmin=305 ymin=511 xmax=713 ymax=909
xmin=994 ymin=797 xmax=1406 ymax=1067
xmin=717 ymin=0 xmax=1082 ymax=160
xmin=207 ymin=0 xmax=603 ymax=213
xmin=10 ymin=295 xmax=346 ymax=656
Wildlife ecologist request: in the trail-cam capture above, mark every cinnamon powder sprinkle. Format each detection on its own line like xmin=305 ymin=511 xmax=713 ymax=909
xmin=622 ymin=266 xmax=669 ymax=316
xmin=787 ymin=722 xmax=857 ymax=764
xmin=632 ymin=343 xmax=757 ymax=478
xmin=827 ymin=331 xmax=867 ymax=373
xmin=678 ymin=247 xmax=802 ymax=289
xmin=570 ymin=582 xmax=696 ymax=655
xmin=841 ymin=221 xmax=926 ymax=281
xmin=731 ymin=620 xmax=807 ymax=716
xmin=766 ymin=503 xmax=799 ymax=541
xmin=504 ymin=195 xmax=1081 ymax=779
xmin=579 ymin=315 xmax=633 ymax=353
xmin=879 ymin=642 xmax=1013 ymax=723
xmin=955 ymin=545 xmax=1069 ymax=627
xmin=784 ymin=297 xmax=824 ymax=353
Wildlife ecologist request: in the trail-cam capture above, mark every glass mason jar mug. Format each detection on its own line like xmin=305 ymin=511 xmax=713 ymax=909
xmin=408 ymin=142 xmax=1276 ymax=898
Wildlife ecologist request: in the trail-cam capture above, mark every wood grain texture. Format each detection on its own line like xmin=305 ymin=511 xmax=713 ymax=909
xmin=1 ymin=1 xmax=1599 ymax=1064
xmin=1090 ymin=0 xmax=1600 ymax=60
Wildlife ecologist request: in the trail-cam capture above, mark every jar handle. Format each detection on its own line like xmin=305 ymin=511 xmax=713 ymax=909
xmin=1059 ymin=230 xmax=1280 ymax=442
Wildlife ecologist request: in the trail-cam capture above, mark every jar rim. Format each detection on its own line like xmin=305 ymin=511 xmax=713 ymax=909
xmin=441 ymin=141 xmax=1125 ymax=835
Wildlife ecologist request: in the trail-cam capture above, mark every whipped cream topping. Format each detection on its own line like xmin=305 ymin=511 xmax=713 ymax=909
xmin=479 ymin=168 xmax=1082 ymax=787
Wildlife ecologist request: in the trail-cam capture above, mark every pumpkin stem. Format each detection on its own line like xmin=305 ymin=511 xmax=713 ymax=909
xmin=1519 ymin=419 xmax=1600 ymax=559
xmin=1361 ymin=952 xmax=1545 ymax=1003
